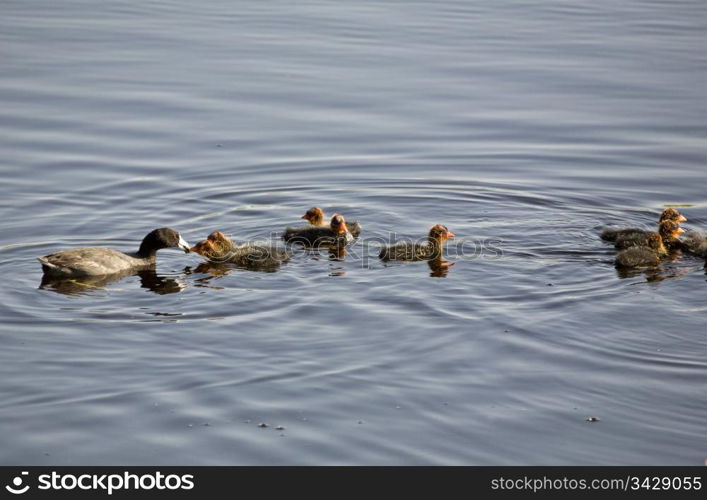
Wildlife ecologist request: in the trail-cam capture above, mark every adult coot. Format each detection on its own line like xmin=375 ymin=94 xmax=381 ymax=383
xmin=38 ymin=228 xmax=190 ymax=277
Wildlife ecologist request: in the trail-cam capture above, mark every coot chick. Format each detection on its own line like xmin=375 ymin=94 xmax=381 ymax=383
xmin=680 ymin=231 xmax=707 ymax=258
xmin=297 ymin=207 xmax=362 ymax=238
xmin=191 ymin=231 xmax=289 ymax=268
xmin=379 ymin=225 xmax=455 ymax=261
xmin=283 ymin=214 xmax=353 ymax=247
xmin=615 ymin=219 xmax=685 ymax=250
xmin=301 ymin=207 xmax=326 ymax=225
xmin=615 ymin=233 xmax=668 ymax=268
xmin=38 ymin=228 xmax=190 ymax=277
xmin=601 ymin=207 xmax=686 ymax=242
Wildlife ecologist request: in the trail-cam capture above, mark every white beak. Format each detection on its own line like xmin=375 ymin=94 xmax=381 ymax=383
xmin=178 ymin=235 xmax=191 ymax=253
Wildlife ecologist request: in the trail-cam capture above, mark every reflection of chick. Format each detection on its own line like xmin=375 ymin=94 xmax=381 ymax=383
xmin=601 ymin=208 xmax=686 ymax=242
xmin=427 ymin=257 xmax=454 ymax=278
xmin=328 ymin=245 xmax=347 ymax=260
xmin=191 ymin=231 xmax=289 ymax=269
xmin=300 ymin=207 xmax=362 ymax=238
xmin=283 ymin=214 xmax=353 ymax=248
xmin=615 ymin=233 xmax=668 ymax=268
xmin=379 ymin=225 xmax=455 ymax=261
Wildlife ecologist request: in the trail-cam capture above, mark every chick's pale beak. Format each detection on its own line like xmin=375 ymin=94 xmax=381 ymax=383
xmin=178 ymin=235 xmax=191 ymax=253
xmin=446 ymin=231 xmax=455 ymax=238
xmin=678 ymin=228 xmax=686 ymax=235
xmin=678 ymin=215 xmax=687 ymax=223
xmin=301 ymin=214 xmax=309 ymax=220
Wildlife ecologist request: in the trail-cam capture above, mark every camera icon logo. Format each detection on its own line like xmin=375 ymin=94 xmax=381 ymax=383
xmin=5 ymin=471 xmax=30 ymax=495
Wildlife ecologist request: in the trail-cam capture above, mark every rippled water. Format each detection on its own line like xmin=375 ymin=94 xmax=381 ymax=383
xmin=1 ymin=0 xmax=706 ymax=465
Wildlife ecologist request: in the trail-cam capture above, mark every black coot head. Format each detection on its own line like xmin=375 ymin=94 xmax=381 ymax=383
xmin=139 ymin=228 xmax=191 ymax=256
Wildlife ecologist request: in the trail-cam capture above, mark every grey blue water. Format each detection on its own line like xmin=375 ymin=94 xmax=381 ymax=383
xmin=1 ymin=0 xmax=706 ymax=464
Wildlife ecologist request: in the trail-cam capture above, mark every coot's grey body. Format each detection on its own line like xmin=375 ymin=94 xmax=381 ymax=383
xmin=38 ymin=228 xmax=190 ymax=278
xmin=39 ymin=248 xmax=153 ymax=277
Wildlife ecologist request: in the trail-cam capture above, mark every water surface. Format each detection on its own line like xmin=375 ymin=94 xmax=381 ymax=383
xmin=1 ymin=0 xmax=706 ymax=465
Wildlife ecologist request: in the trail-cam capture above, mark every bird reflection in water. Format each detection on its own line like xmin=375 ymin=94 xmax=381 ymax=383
xmin=137 ymin=270 xmax=186 ymax=294
xmin=615 ymin=263 xmax=692 ymax=282
xmin=614 ymin=250 xmax=690 ymax=282
xmin=39 ymin=269 xmax=186 ymax=295
xmin=185 ymin=259 xmax=285 ymax=288
xmin=327 ymin=245 xmax=351 ymax=276
xmin=615 ymin=266 xmax=663 ymax=281
xmin=428 ymin=258 xmax=454 ymax=278
xmin=328 ymin=245 xmax=347 ymax=261
xmin=185 ymin=262 xmax=231 ymax=288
